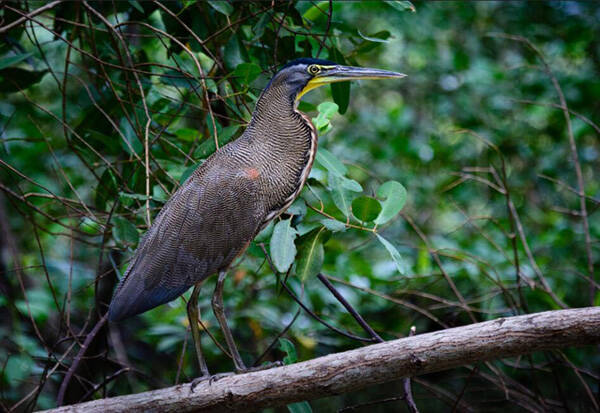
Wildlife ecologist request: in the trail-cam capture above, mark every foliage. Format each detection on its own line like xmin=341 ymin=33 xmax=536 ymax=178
xmin=0 ymin=1 xmax=599 ymax=411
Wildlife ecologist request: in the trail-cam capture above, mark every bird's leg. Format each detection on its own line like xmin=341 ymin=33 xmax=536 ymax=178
xmin=212 ymin=271 xmax=247 ymax=372
xmin=187 ymin=282 xmax=210 ymax=378
xmin=188 ymin=282 xmax=234 ymax=392
xmin=211 ymin=271 xmax=282 ymax=374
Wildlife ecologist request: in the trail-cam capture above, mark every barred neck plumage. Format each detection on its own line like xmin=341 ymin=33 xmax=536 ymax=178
xmin=247 ymin=75 xmax=314 ymax=148
xmin=243 ymin=71 xmax=318 ymax=226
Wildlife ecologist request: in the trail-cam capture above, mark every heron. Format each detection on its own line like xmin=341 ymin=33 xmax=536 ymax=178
xmin=108 ymin=58 xmax=405 ymax=381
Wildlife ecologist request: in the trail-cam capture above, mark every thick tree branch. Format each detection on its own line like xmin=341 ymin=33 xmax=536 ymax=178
xmin=41 ymin=307 xmax=600 ymax=413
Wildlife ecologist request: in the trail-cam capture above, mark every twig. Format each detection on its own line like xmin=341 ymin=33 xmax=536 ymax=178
xmin=57 ymin=314 xmax=108 ymax=407
xmin=491 ymin=33 xmax=595 ymax=304
xmin=318 ymin=273 xmax=418 ymax=412
xmin=317 ymin=273 xmax=383 ymax=341
xmin=403 ymin=326 xmax=419 ymax=413
xmin=257 ymin=244 xmax=376 ymax=343
xmin=0 ymin=0 xmax=63 ymax=34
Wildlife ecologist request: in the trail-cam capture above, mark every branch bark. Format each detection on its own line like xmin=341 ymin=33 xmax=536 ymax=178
xmin=41 ymin=307 xmax=600 ymax=413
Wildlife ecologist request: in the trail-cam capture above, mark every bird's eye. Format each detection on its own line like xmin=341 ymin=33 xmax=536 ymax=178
xmin=307 ymin=64 xmax=320 ymax=75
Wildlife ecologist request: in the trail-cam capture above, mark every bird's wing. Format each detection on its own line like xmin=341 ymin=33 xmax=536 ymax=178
xmin=108 ymin=161 xmax=263 ymax=321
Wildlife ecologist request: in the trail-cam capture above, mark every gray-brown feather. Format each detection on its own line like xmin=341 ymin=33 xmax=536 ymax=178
xmin=108 ymin=71 xmax=316 ymax=321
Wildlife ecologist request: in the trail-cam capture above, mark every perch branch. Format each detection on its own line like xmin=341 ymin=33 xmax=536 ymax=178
xmin=41 ymin=307 xmax=600 ymax=413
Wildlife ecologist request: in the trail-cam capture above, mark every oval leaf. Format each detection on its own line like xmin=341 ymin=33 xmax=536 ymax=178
xmin=287 ymin=401 xmax=313 ymax=413
xmin=352 ymin=196 xmax=382 ymax=222
xmin=320 ymin=218 xmax=347 ymax=232
xmin=330 ymin=47 xmax=350 ymax=114
xmin=113 ymin=216 xmax=139 ymax=248
xmin=0 ymin=52 xmax=32 ymax=70
xmin=316 ymin=148 xmax=347 ymax=177
xmin=387 ymin=0 xmax=416 ymax=12
xmin=376 ymin=234 xmax=408 ymax=275
xmin=270 ymin=218 xmax=298 ymax=273
xmin=278 ymin=338 xmax=298 ymax=364
xmin=233 ymin=62 xmax=261 ymax=86
xmin=328 ymin=173 xmax=360 ymax=217
xmin=296 ymin=228 xmax=325 ymax=281
xmin=374 ymin=181 xmax=407 ymax=225
xmin=208 ymin=0 xmax=233 ymax=15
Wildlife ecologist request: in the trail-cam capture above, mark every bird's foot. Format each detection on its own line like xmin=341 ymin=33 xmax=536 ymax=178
xmin=189 ymin=372 xmax=235 ymax=392
xmin=237 ymin=360 xmax=283 ymax=374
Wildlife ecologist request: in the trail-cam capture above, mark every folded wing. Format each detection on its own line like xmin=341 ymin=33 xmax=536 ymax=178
xmin=108 ymin=164 xmax=263 ymax=321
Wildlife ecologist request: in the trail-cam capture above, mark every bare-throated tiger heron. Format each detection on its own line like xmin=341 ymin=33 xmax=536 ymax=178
xmin=108 ymin=58 xmax=405 ymax=380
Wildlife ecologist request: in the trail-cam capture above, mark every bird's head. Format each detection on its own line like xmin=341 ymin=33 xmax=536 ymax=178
xmin=267 ymin=58 xmax=406 ymax=103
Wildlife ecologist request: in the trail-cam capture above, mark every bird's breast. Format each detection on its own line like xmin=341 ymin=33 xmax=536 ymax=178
xmin=257 ymin=110 xmax=318 ymax=224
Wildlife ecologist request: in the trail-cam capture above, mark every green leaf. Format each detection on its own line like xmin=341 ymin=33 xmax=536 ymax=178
xmin=113 ymin=216 xmax=139 ymax=248
xmin=329 ymin=173 xmax=361 ymax=217
xmin=95 ymin=169 xmax=118 ymax=210
xmin=287 ymin=198 xmax=307 ymax=217
xmin=387 ymin=0 xmax=416 ymax=12
xmin=312 ymin=101 xmax=339 ymax=134
xmin=376 ymin=234 xmax=408 ymax=275
xmin=296 ymin=228 xmax=325 ymax=281
xmin=374 ymin=181 xmax=407 ymax=225
xmin=330 ymin=47 xmax=350 ymax=114
xmin=179 ymin=163 xmax=200 ymax=184
xmin=278 ymin=338 xmax=298 ymax=364
xmin=208 ymin=0 xmax=233 ymax=16
xmin=219 ymin=125 xmax=240 ymax=141
xmin=302 ymin=1 xmax=329 ymax=21
xmin=251 ymin=12 xmax=270 ymax=40
xmin=15 ymin=289 xmax=53 ymax=323
xmin=315 ymin=148 xmax=347 ymax=177
xmin=193 ymin=125 xmax=239 ymax=158
xmin=233 ymin=62 xmax=261 ymax=85
xmin=339 ymin=176 xmax=363 ymax=192
xmin=153 ymin=185 xmax=168 ymax=202
xmin=255 ymin=221 xmax=274 ymax=243
xmin=80 ymin=217 xmax=102 ymax=235
xmin=119 ymin=118 xmax=142 ymax=155
xmin=320 ymin=218 xmax=347 ymax=232
xmin=224 ymin=34 xmax=247 ymax=70
xmin=287 ymin=401 xmax=312 ymax=413
xmin=357 ymin=29 xmax=392 ymax=43
xmin=270 ymin=218 xmax=298 ymax=273
xmin=175 ymin=128 xmax=201 ymax=142
xmin=352 ymin=196 xmax=382 ymax=222
xmin=3 ymin=354 xmax=34 ymax=384
xmin=128 ymin=0 xmax=144 ymax=13
xmin=0 ymin=53 xmax=32 ymax=70
xmin=317 ymin=101 xmax=338 ymax=118
xmin=159 ymin=70 xmax=196 ymax=88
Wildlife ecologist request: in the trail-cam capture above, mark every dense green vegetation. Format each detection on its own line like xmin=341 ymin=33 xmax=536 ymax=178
xmin=0 ymin=1 xmax=599 ymax=411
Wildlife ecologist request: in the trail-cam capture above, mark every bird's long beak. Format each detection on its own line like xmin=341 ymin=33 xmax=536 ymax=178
xmin=318 ymin=65 xmax=406 ymax=82
xmin=297 ymin=65 xmax=406 ymax=100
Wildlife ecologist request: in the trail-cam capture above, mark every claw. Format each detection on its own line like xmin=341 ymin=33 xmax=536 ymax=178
xmin=190 ymin=372 xmax=234 ymax=393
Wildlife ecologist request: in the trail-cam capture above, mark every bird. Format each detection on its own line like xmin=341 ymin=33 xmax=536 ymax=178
xmin=108 ymin=58 xmax=405 ymax=379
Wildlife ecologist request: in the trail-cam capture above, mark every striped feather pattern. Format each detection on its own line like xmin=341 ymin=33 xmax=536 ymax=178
xmin=108 ymin=68 xmax=317 ymax=321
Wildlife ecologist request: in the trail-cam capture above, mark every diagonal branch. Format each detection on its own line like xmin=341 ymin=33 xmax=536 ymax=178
xmin=41 ymin=307 xmax=600 ymax=413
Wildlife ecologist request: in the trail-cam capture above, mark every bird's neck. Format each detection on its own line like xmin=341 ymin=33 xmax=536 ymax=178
xmin=248 ymin=80 xmax=314 ymax=149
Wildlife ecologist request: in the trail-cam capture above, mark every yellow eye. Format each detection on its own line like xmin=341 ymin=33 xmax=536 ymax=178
xmin=307 ymin=64 xmax=320 ymax=75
